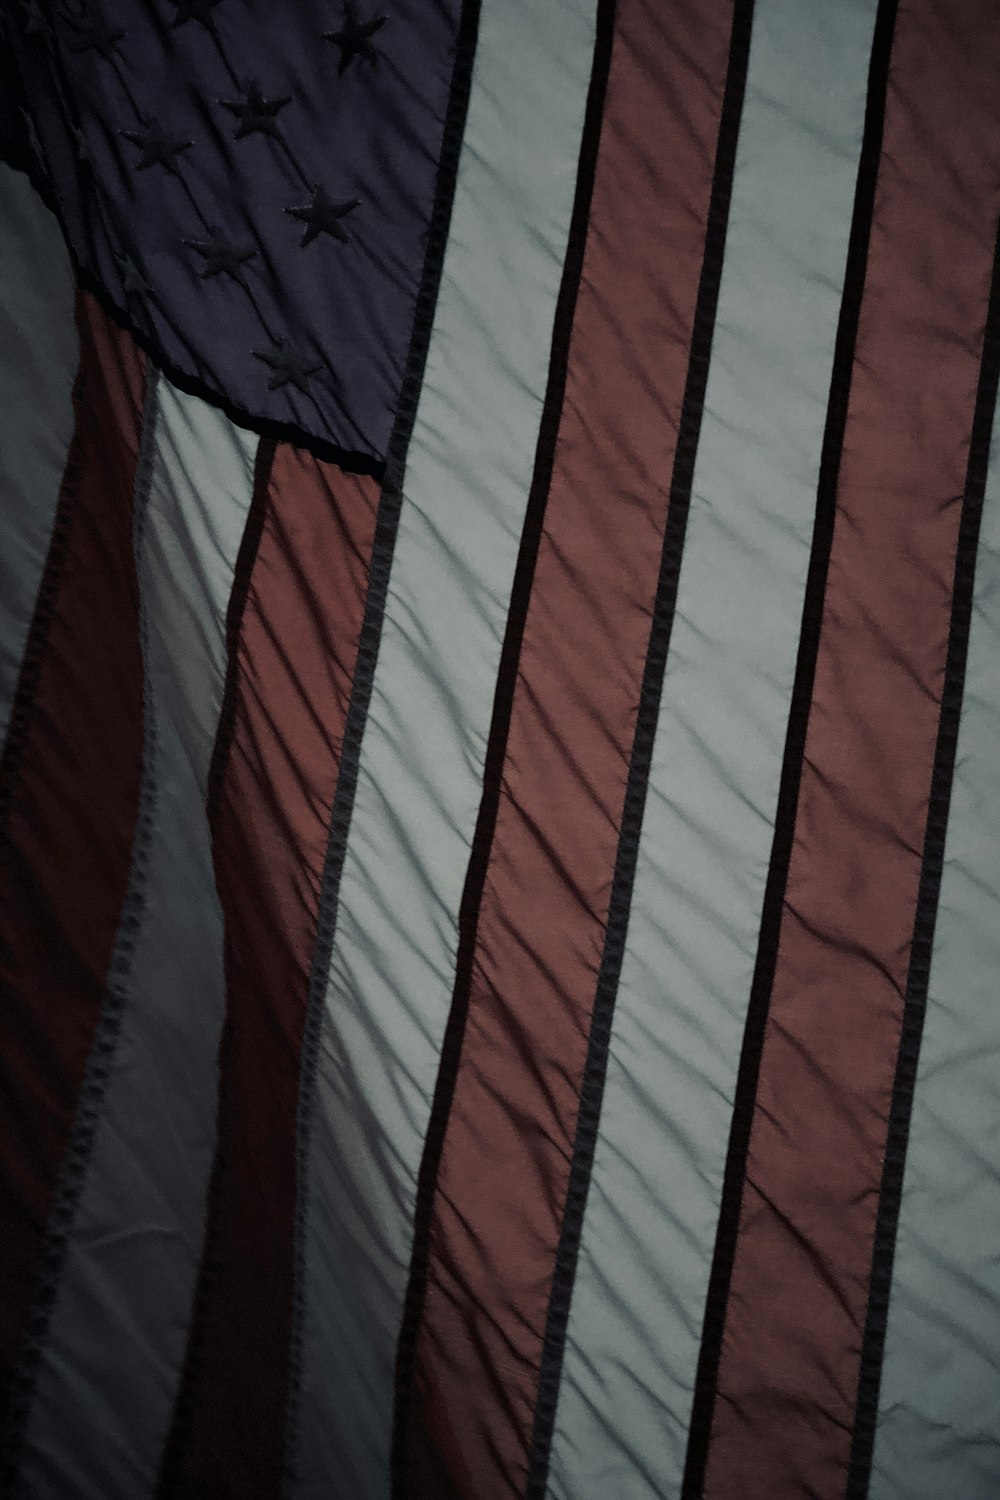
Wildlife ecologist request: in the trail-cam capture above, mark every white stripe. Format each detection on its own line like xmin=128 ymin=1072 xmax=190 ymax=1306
xmin=0 ymin=166 xmax=78 ymax=747
xmin=292 ymin=4 xmax=599 ymax=1494
xmin=871 ymin=400 xmax=1000 ymax=1499
xmin=547 ymin=4 xmax=879 ymax=1495
xmin=16 ymin=382 xmax=257 ymax=1500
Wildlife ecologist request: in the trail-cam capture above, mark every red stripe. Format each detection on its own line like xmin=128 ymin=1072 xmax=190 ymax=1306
xmin=705 ymin=5 xmax=1000 ymax=1496
xmin=0 ymin=294 xmax=147 ymax=1389
xmin=397 ymin=3 xmax=737 ymax=1493
xmin=162 ymin=444 xmax=380 ymax=1497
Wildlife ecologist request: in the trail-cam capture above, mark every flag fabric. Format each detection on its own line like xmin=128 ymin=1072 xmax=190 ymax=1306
xmin=1 ymin=2 xmax=1000 ymax=1498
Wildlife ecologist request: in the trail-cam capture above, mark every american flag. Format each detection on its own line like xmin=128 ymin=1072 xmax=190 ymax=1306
xmin=1 ymin=1 xmax=1000 ymax=1496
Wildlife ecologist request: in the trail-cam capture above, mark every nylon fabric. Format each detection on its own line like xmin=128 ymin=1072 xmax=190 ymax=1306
xmin=396 ymin=0 xmax=738 ymax=1491
xmin=0 ymin=164 xmax=77 ymax=747
xmin=2 ymin=5 xmax=1000 ymax=1496
xmin=0 ymin=293 xmax=147 ymax=1434
xmin=293 ymin=4 xmax=600 ymax=1493
xmin=3 ymin=0 xmax=463 ymax=464
xmin=869 ymin=388 xmax=1000 ymax=1500
xmin=162 ymin=445 xmax=380 ymax=1499
xmin=704 ymin=2 xmax=1000 ymax=1491
xmin=11 ymin=382 xmax=257 ymax=1500
xmin=546 ymin=4 xmax=879 ymax=1496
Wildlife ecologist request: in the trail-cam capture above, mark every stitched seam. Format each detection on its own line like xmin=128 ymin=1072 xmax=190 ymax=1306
xmin=845 ymin=189 xmax=1000 ymax=1500
xmin=0 ymin=153 xmax=386 ymax=480
xmin=281 ymin=5 xmax=483 ymax=1491
xmin=4 ymin=2 xmax=386 ymax=479
xmin=153 ymin=433 xmax=276 ymax=1498
xmin=0 ymin=362 xmax=161 ymax=1489
xmin=0 ymin=313 xmax=88 ymax=827
xmin=525 ymin=3 xmax=756 ymax=1494
xmin=679 ymin=5 xmax=900 ymax=1494
xmin=385 ymin=3 xmax=619 ymax=1492
xmin=206 ymin=438 xmax=277 ymax=828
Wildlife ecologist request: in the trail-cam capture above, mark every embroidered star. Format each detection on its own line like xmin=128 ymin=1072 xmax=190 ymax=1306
xmin=220 ymin=81 xmax=292 ymax=141
xmin=121 ymin=118 xmax=193 ymax=174
xmin=66 ymin=12 xmax=124 ymax=58
xmin=253 ymin=339 xmax=324 ymax=394
xmin=115 ymin=249 xmax=151 ymax=299
xmin=284 ymin=186 xmax=359 ymax=247
xmin=323 ymin=5 xmax=386 ymax=75
xmin=184 ymin=227 xmax=256 ymax=280
xmin=168 ymin=0 xmax=222 ymax=28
